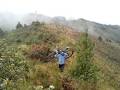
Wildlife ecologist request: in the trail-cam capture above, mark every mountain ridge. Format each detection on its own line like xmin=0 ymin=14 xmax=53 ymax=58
xmin=0 ymin=13 xmax=120 ymax=43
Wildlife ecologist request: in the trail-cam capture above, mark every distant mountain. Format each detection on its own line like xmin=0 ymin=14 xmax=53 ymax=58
xmin=51 ymin=18 xmax=120 ymax=43
xmin=0 ymin=13 xmax=120 ymax=43
xmin=58 ymin=19 xmax=120 ymax=43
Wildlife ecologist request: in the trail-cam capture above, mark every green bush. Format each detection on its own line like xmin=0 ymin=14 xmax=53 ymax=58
xmin=0 ymin=55 xmax=29 ymax=89
xmin=16 ymin=22 xmax=23 ymax=29
xmin=0 ymin=28 xmax=5 ymax=38
xmin=70 ymin=33 xmax=98 ymax=83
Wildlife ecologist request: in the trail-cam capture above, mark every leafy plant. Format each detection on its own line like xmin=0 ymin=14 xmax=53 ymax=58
xmin=0 ymin=45 xmax=29 ymax=89
xmin=16 ymin=22 xmax=23 ymax=29
xmin=70 ymin=32 xmax=98 ymax=83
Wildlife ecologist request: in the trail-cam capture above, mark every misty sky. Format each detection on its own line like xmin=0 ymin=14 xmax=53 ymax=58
xmin=0 ymin=0 xmax=120 ymax=25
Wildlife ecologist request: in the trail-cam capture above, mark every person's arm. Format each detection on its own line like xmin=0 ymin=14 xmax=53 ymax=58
xmin=46 ymin=51 xmax=56 ymax=60
xmin=65 ymin=53 xmax=69 ymax=59
xmin=65 ymin=50 xmax=74 ymax=59
xmin=54 ymin=54 xmax=57 ymax=58
xmin=55 ymin=54 xmax=59 ymax=62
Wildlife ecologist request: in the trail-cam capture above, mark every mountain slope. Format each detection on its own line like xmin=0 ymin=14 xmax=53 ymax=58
xmin=0 ymin=13 xmax=120 ymax=43
xmin=0 ymin=21 xmax=120 ymax=89
xmin=56 ymin=18 xmax=120 ymax=43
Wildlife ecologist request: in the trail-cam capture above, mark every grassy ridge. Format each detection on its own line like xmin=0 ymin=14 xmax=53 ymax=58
xmin=0 ymin=22 xmax=120 ymax=90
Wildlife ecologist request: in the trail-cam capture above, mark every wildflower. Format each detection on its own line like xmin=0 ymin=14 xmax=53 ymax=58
xmin=3 ymin=78 xmax=9 ymax=85
xmin=39 ymin=85 xmax=43 ymax=89
xmin=11 ymin=64 xmax=15 ymax=66
xmin=35 ymin=85 xmax=43 ymax=90
xmin=0 ymin=83 xmax=4 ymax=87
xmin=0 ymin=63 xmax=2 ymax=65
xmin=49 ymin=85 xmax=55 ymax=89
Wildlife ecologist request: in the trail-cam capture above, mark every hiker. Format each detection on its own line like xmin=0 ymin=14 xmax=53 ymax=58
xmin=54 ymin=49 xmax=69 ymax=72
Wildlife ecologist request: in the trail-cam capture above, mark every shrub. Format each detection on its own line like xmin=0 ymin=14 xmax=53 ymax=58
xmin=28 ymin=44 xmax=51 ymax=61
xmin=98 ymin=36 xmax=103 ymax=42
xmin=0 ymin=54 xmax=29 ymax=89
xmin=16 ymin=22 xmax=23 ymax=29
xmin=70 ymin=32 xmax=98 ymax=83
xmin=0 ymin=28 xmax=5 ymax=37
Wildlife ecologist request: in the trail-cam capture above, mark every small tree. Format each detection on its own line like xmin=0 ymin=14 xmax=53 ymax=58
xmin=32 ymin=21 xmax=41 ymax=26
xmin=70 ymin=31 xmax=98 ymax=83
xmin=16 ymin=22 xmax=23 ymax=29
xmin=0 ymin=28 xmax=5 ymax=37
xmin=24 ymin=24 xmax=28 ymax=28
xmin=98 ymin=36 xmax=103 ymax=42
xmin=106 ymin=38 xmax=112 ymax=42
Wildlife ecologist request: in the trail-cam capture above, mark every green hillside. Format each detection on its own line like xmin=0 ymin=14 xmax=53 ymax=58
xmin=0 ymin=21 xmax=120 ymax=90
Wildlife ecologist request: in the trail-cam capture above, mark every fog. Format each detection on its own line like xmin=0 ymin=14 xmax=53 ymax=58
xmin=0 ymin=0 xmax=120 ymax=25
xmin=0 ymin=12 xmax=22 ymax=30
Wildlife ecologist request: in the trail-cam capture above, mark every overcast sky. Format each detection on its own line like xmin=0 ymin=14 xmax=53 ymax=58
xmin=0 ymin=0 xmax=120 ymax=25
